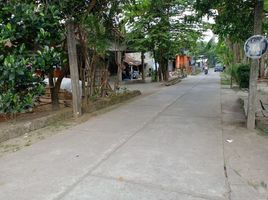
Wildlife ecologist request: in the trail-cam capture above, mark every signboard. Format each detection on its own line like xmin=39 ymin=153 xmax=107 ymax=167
xmin=244 ymin=35 xmax=268 ymax=59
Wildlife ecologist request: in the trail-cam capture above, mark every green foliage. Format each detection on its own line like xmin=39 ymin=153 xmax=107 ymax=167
xmin=192 ymin=40 xmax=218 ymax=68
xmin=220 ymin=72 xmax=231 ymax=85
xmin=265 ymin=1 xmax=268 ymax=11
xmin=226 ymin=64 xmax=238 ymax=81
xmin=236 ymin=64 xmax=250 ymax=88
xmin=0 ymin=54 xmax=45 ymax=114
xmin=221 ymin=63 xmax=250 ymax=88
xmin=215 ymin=40 xmax=234 ymax=66
xmin=34 ymin=46 xmax=62 ymax=72
xmin=125 ymin=0 xmax=201 ymax=80
xmin=195 ymin=0 xmax=254 ymax=42
xmin=0 ymin=1 xmax=63 ymax=115
xmin=82 ymin=14 xmax=110 ymax=55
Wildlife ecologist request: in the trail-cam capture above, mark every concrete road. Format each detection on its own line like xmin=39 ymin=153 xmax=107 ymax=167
xmin=0 ymin=71 xmax=229 ymax=200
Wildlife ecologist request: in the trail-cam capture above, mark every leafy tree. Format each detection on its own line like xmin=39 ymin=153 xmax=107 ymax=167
xmin=194 ymin=0 xmax=257 ymax=71
xmin=0 ymin=0 xmax=129 ymax=115
xmin=125 ymin=0 xmax=201 ymax=81
xmin=0 ymin=1 xmax=64 ymax=115
xmin=195 ymin=0 xmax=254 ymax=42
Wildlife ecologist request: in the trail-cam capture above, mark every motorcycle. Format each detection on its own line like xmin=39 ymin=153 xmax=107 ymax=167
xmin=204 ymin=67 xmax=208 ymax=75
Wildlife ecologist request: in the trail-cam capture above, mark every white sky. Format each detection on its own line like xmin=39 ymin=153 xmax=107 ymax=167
xmin=202 ymin=29 xmax=217 ymax=42
xmin=183 ymin=10 xmax=218 ymax=43
xmin=201 ymin=15 xmax=218 ymax=42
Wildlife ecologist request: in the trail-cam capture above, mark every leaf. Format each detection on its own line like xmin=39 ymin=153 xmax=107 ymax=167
xmin=40 ymin=28 xmax=45 ymax=35
xmin=17 ymin=69 xmax=24 ymax=76
xmin=9 ymin=73 xmax=15 ymax=81
xmin=19 ymin=44 xmax=26 ymax=53
xmin=3 ymin=70 xmax=9 ymax=77
xmin=6 ymin=23 xmax=12 ymax=31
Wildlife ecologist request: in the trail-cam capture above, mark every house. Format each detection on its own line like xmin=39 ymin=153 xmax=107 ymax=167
xmin=176 ymin=55 xmax=192 ymax=74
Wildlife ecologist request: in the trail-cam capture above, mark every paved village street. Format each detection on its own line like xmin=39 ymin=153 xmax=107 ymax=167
xmin=0 ymin=70 xmax=268 ymax=200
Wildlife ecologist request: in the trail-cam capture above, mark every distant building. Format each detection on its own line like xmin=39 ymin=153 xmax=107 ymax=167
xmin=176 ymin=55 xmax=192 ymax=74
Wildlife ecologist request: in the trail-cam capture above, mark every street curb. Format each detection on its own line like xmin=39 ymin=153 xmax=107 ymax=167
xmin=164 ymin=77 xmax=182 ymax=86
xmin=0 ymin=108 xmax=73 ymax=143
xmin=0 ymin=90 xmax=141 ymax=143
xmin=240 ymin=96 xmax=268 ymax=134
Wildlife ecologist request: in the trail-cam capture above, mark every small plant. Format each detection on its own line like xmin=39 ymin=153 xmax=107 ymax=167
xmin=151 ymin=70 xmax=158 ymax=82
xmin=236 ymin=64 xmax=250 ymax=88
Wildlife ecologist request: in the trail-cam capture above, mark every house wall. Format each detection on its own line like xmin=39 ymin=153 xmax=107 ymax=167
xmin=176 ymin=55 xmax=190 ymax=69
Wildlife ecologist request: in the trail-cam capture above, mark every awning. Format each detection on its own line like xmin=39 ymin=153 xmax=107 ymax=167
xmin=123 ymin=54 xmax=142 ymax=66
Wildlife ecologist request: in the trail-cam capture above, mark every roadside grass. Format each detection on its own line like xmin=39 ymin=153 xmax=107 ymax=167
xmin=256 ymin=123 xmax=268 ymax=136
xmin=220 ymin=72 xmax=231 ymax=85
xmin=191 ymin=68 xmax=201 ymax=76
xmin=220 ymin=72 xmax=240 ymax=89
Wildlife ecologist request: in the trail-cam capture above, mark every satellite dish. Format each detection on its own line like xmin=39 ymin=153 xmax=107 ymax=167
xmin=244 ymin=35 xmax=268 ymax=59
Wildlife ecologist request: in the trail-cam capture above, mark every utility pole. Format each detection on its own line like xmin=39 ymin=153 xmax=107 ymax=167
xmin=66 ymin=21 xmax=82 ymax=118
xmin=247 ymin=0 xmax=264 ymax=130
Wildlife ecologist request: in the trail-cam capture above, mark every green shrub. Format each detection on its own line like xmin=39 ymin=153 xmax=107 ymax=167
xmin=236 ymin=64 xmax=250 ymax=88
xmin=0 ymin=2 xmax=63 ymax=116
xmin=151 ymin=70 xmax=158 ymax=82
xmin=0 ymin=54 xmax=45 ymax=115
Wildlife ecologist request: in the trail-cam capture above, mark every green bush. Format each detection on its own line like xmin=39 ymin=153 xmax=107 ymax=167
xmin=236 ymin=64 xmax=250 ymax=88
xmin=0 ymin=54 xmax=45 ymax=115
xmin=0 ymin=2 xmax=63 ymax=116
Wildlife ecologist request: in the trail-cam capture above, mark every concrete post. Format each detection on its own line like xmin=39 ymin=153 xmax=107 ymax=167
xmin=66 ymin=21 xmax=82 ymax=118
xmin=247 ymin=0 xmax=263 ymax=130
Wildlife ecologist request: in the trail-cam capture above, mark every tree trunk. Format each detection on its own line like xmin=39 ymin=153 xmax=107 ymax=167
xmin=89 ymin=51 xmax=97 ymax=96
xmin=233 ymin=42 xmax=238 ymax=63
xmin=80 ymin=31 xmax=90 ymax=98
xmin=66 ymin=21 xmax=82 ymax=118
xmin=157 ymin=69 xmax=161 ymax=82
xmin=153 ymin=50 xmax=158 ymax=82
xmin=241 ymin=43 xmax=247 ymax=64
xmin=158 ymin=64 xmax=163 ymax=82
xmin=164 ymin=59 xmax=169 ymax=81
xmin=158 ymin=50 xmax=165 ymax=82
xmin=259 ymin=55 xmax=266 ymax=79
xmin=83 ymin=35 xmax=90 ymax=98
xmin=89 ymin=55 xmax=94 ymax=96
xmin=247 ymin=0 xmax=263 ymax=130
xmin=233 ymin=42 xmax=243 ymax=63
xmin=92 ymin=55 xmax=99 ymax=91
xmin=158 ymin=59 xmax=169 ymax=82
xmin=115 ymin=51 xmax=122 ymax=90
xmin=141 ymin=52 xmax=145 ymax=82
